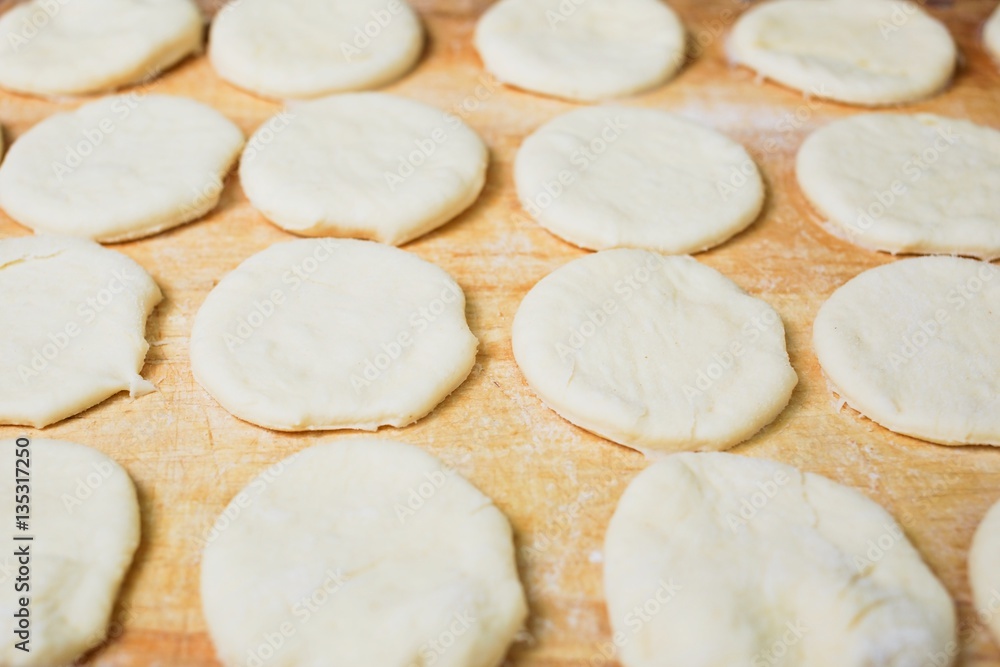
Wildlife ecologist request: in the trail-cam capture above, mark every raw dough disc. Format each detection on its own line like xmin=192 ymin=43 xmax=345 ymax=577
xmin=209 ymin=0 xmax=423 ymax=99
xmin=797 ymin=113 xmax=1000 ymax=259
xmin=0 ymin=95 xmax=244 ymax=243
xmin=200 ymin=439 xmax=527 ymax=667
xmin=511 ymin=250 xmax=797 ymax=454
xmin=515 ymin=106 xmax=764 ymax=253
xmin=604 ymin=452 xmax=956 ymax=667
xmin=0 ymin=438 xmax=140 ymax=667
xmin=239 ymin=93 xmax=488 ymax=245
xmin=987 ymin=5 xmax=1000 ymax=63
xmin=0 ymin=236 xmax=162 ymax=428
xmin=728 ymin=0 xmax=957 ymax=106
xmin=813 ymin=256 xmax=1000 ymax=446
xmin=970 ymin=497 xmax=1000 ymax=645
xmin=190 ymin=239 xmax=478 ymax=431
xmin=474 ymin=0 xmax=686 ymax=102
xmin=0 ymin=0 xmax=202 ymax=97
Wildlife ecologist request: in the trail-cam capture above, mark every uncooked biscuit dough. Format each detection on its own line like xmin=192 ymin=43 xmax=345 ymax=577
xmin=798 ymin=113 xmax=1000 ymax=259
xmin=515 ymin=106 xmax=764 ymax=253
xmin=239 ymin=93 xmax=488 ymax=245
xmin=0 ymin=95 xmax=244 ymax=243
xmin=474 ymin=0 xmax=686 ymax=102
xmin=511 ymin=250 xmax=797 ymax=455
xmin=814 ymin=256 xmax=1000 ymax=446
xmin=190 ymin=239 xmax=478 ymax=431
xmin=0 ymin=0 xmax=202 ymax=97
xmin=970 ymin=497 xmax=1000 ymax=645
xmin=0 ymin=438 xmax=140 ymax=667
xmin=729 ymin=0 xmax=957 ymax=106
xmin=987 ymin=5 xmax=1000 ymax=63
xmin=604 ymin=452 xmax=956 ymax=667
xmin=209 ymin=0 xmax=423 ymax=99
xmin=201 ymin=439 xmax=527 ymax=667
xmin=0 ymin=236 xmax=162 ymax=428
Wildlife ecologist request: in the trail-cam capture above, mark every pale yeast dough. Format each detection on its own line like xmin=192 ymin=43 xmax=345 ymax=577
xmin=240 ymin=93 xmax=487 ymax=245
xmin=190 ymin=239 xmax=478 ymax=431
xmin=201 ymin=439 xmax=527 ymax=667
xmin=0 ymin=236 xmax=162 ymax=428
xmin=604 ymin=453 xmax=956 ymax=667
xmin=474 ymin=0 xmax=685 ymax=102
xmin=988 ymin=5 xmax=1000 ymax=63
xmin=209 ymin=0 xmax=423 ymax=99
xmin=0 ymin=0 xmax=202 ymax=97
xmin=969 ymin=497 xmax=1000 ymax=645
xmin=814 ymin=257 xmax=1000 ymax=446
xmin=0 ymin=439 xmax=140 ymax=667
xmin=729 ymin=0 xmax=956 ymax=106
xmin=0 ymin=95 xmax=244 ymax=242
xmin=797 ymin=113 xmax=1000 ymax=259
xmin=515 ymin=106 xmax=764 ymax=253
xmin=512 ymin=250 xmax=797 ymax=454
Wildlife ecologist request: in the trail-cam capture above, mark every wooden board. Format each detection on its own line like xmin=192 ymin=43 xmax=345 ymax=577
xmin=1 ymin=0 xmax=999 ymax=664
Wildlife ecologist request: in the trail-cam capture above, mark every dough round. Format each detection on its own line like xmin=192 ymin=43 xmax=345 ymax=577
xmin=0 ymin=236 xmax=162 ymax=428
xmin=0 ymin=438 xmax=140 ymax=667
xmin=209 ymin=0 xmax=423 ymax=99
xmin=515 ymin=106 xmax=764 ymax=253
xmin=200 ymin=439 xmax=527 ymax=667
xmin=814 ymin=256 xmax=1000 ymax=446
xmin=987 ymin=5 xmax=1000 ymax=64
xmin=0 ymin=95 xmax=244 ymax=243
xmin=190 ymin=239 xmax=478 ymax=431
xmin=969 ymin=497 xmax=1000 ymax=645
xmin=729 ymin=0 xmax=957 ymax=106
xmin=474 ymin=0 xmax=685 ymax=102
xmin=604 ymin=452 xmax=956 ymax=667
xmin=0 ymin=0 xmax=202 ymax=97
xmin=240 ymin=93 xmax=488 ymax=245
xmin=797 ymin=113 xmax=1000 ymax=259
xmin=511 ymin=250 xmax=797 ymax=454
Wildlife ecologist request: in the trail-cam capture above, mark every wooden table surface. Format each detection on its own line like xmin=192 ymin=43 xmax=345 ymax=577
xmin=0 ymin=0 xmax=999 ymax=665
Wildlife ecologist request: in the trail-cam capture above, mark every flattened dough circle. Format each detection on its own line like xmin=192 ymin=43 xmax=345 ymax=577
xmin=797 ymin=113 xmax=1000 ymax=259
xmin=239 ymin=93 xmax=488 ymax=245
xmin=0 ymin=236 xmax=162 ymax=428
xmin=209 ymin=0 xmax=423 ymax=99
xmin=0 ymin=0 xmax=202 ymax=97
xmin=190 ymin=239 xmax=478 ymax=431
xmin=0 ymin=95 xmax=244 ymax=243
xmin=511 ymin=250 xmax=796 ymax=454
xmin=474 ymin=0 xmax=686 ymax=102
xmin=969 ymin=497 xmax=1000 ymax=645
xmin=605 ymin=452 xmax=956 ymax=667
xmin=729 ymin=0 xmax=956 ymax=106
xmin=813 ymin=256 xmax=1000 ymax=446
xmin=515 ymin=106 xmax=764 ymax=253
xmin=0 ymin=439 xmax=140 ymax=667
xmin=200 ymin=439 xmax=527 ymax=667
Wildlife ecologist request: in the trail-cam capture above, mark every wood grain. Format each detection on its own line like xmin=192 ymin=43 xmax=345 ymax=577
xmin=1 ymin=0 xmax=999 ymax=664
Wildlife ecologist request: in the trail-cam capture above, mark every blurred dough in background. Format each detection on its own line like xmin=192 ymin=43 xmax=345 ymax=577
xmin=0 ymin=0 xmax=202 ymax=97
xmin=516 ymin=106 xmax=764 ymax=253
xmin=797 ymin=113 xmax=1000 ymax=259
xmin=729 ymin=0 xmax=956 ymax=106
xmin=474 ymin=0 xmax=686 ymax=102
xmin=0 ymin=95 xmax=244 ymax=243
xmin=209 ymin=0 xmax=423 ymax=99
